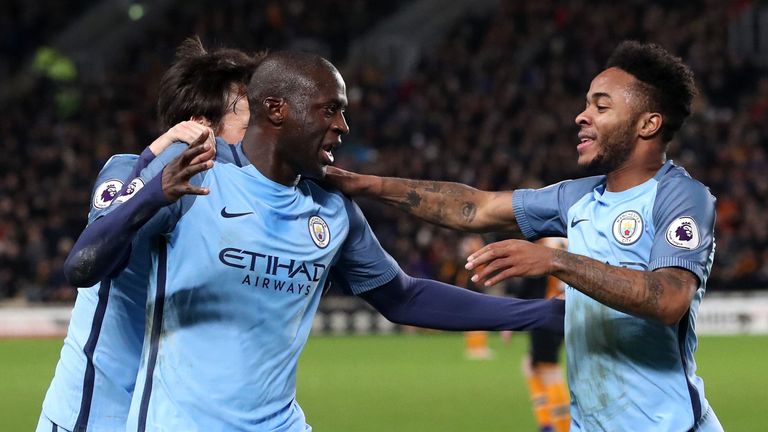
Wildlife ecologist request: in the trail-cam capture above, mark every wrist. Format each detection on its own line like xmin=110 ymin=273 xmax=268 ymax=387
xmin=366 ymin=174 xmax=385 ymax=196
xmin=148 ymin=135 xmax=172 ymax=156
xmin=550 ymin=248 xmax=568 ymax=278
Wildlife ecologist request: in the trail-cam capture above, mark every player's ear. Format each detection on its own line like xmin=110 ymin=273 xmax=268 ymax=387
xmin=190 ymin=115 xmax=212 ymax=127
xmin=638 ymin=112 xmax=662 ymax=139
xmin=264 ymin=97 xmax=286 ymax=126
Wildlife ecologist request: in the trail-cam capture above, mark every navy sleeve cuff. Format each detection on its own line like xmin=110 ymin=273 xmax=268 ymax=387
xmin=140 ymin=146 xmax=156 ymax=165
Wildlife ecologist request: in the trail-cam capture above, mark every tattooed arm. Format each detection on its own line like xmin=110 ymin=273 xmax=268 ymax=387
xmin=465 ymin=239 xmax=698 ymax=325
xmin=324 ymin=166 xmax=520 ymax=234
xmin=551 ymin=251 xmax=698 ymax=325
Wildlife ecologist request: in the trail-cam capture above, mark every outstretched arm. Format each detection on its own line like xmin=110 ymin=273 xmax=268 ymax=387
xmin=360 ymin=270 xmax=564 ymax=333
xmin=325 ymin=166 xmax=520 ymax=234
xmin=465 ymin=239 xmax=698 ymax=325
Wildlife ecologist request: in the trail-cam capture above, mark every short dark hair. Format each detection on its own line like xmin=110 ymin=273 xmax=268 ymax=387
xmin=247 ymin=50 xmax=338 ymax=116
xmin=606 ymin=41 xmax=697 ymax=143
xmin=157 ymin=36 xmax=264 ymax=131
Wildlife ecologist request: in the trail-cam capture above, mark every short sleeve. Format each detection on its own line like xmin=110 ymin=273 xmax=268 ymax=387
xmin=512 ymin=176 xmax=603 ymax=240
xmin=87 ymin=154 xmax=139 ymax=223
xmin=114 ymin=138 xmax=232 ymax=206
xmin=137 ymin=142 xmax=188 ymax=184
xmin=98 ymin=143 xmax=211 ymax=236
xmin=133 ymin=138 xmax=233 ymax=182
xmin=98 ymin=151 xmax=216 ymax=240
xmin=649 ymin=176 xmax=716 ymax=283
xmin=332 ymin=198 xmax=400 ymax=295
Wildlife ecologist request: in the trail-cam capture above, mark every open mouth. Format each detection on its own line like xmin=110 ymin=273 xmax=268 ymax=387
xmin=320 ymin=144 xmax=335 ymax=165
xmin=577 ymin=132 xmax=597 ymax=152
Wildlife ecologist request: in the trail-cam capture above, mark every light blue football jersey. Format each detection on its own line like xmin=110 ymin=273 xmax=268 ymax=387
xmin=513 ymin=160 xmax=719 ymax=431
xmin=41 ymin=154 xmax=148 ymax=432
xmin=115 ymin=155 xmax=398 ymax=431
xmin=41 ymin=139 xmax=248 ymax=431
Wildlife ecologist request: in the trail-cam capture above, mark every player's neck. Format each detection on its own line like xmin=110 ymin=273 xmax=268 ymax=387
xmin=242 ymin=127 xmax=300 ymax=187
xmin=605 ymin=155 xmax=665 ymax=192
xmin=603 ymin=139 xmax=666 ymax=192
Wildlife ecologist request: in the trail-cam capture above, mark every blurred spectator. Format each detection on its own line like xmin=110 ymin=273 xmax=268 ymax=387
xmin=339 ymin=0 xmax=768 ymax=293
xmin=1 ymin=0 xmax=766 ymax=301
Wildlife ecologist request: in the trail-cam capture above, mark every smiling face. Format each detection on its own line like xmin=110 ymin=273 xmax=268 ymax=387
xmin=281 ymin=67 xmax=349 ymax=179
xmin=574 ymin=67 xmax=644 ymax=174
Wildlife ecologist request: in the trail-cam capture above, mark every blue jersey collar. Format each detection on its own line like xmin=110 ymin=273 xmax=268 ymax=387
xmin=594 ymin=160 xmax=673 ymax=203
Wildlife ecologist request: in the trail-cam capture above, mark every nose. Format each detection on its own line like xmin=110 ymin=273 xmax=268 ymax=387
xmin=575 ymin=108 xmax=590 ymax=126
xmin=334 ymin=112 xmax=350 ymax=135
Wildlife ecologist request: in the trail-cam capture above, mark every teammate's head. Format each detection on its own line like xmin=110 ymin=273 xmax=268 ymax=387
xmin=247 ymin=51 xmax=349 ymax=179
xmin=606 ymin=41 xmax=697 ymax=143
xmin=157 ymin=36 xmax=264 ymax=143
xmin=574 ymin=41 xmax=697 ymax=173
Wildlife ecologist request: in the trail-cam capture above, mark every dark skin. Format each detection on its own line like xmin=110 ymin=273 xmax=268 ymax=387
xmin=325 ymin=169 xmax=520 ymax=235
xmin=243 ymin=66 xmax=349 ymax=185
xmin=160 ymin=127 xmax=216 ymax=201
xmin=325 ymin=67 xmax=698 ymax=326
xmin=465 ymin=240 xmax=697 ymax=326
xmin=160 ymin=63 xmax=349 ymax=197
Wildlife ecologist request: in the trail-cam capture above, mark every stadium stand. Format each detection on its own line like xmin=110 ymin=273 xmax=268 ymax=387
xmin=1 ymin=0 xmax=766 ymax=303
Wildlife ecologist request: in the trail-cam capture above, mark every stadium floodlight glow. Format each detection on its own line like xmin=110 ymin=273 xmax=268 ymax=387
xmin=128 ymin=3 xmax=145 ymax=21
xmin=33 ymin=47 xmax=77 ymax=82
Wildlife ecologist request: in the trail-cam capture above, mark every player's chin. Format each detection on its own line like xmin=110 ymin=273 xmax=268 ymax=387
xmin=576 ymin=147 xmax=599 ymax=167
xmin=314 ymin=153 xmax=335 ymax=175
xmin=303 ymin=163 xmax=327 ymax=180
xmin=576 ymin=154 xmax=592 ymax=167
xmin=318 ymin=147 xmax=335 ymax=166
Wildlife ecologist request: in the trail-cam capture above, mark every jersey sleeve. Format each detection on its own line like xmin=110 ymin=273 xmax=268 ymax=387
xmin=136 ymin=142 xmax=187 ymax=183
xmin=649 ymin=176 xmax=716 ymax=283
xmin=87 ymin=154 xmax=140 ymax=223
xmin=102 ymin=148 xmax=212 ymax=236
xmin=97 ymin=144 xmax=185 ymax=226
xmin=332 ymin=197 xmax=400 ymax=295
xmin=113 ymin=138 xmax=233 ymax=206
xmin=512 ymin=176 xmax=603 ymax=240
xmin=132 ymin=137 xmax=233 ymax=181
xmin=361 ymin=271 xmax=566 ymax=332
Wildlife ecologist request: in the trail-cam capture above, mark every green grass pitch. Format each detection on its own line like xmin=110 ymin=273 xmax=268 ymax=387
xmin=1 ymin=334 xmax=766 ymax=431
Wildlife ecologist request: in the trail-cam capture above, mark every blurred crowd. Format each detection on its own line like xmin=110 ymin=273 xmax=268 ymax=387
xmin=1 ymin=0 xmax=766 ymax=302
xmin=340 ymin=0 xmax=768 ymax=293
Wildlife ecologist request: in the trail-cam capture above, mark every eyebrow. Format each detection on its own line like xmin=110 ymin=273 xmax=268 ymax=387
xmin=324 ymin=98 xmax=348 ymax=108
xmin=589 ymin=92 xmax=612 ymax=101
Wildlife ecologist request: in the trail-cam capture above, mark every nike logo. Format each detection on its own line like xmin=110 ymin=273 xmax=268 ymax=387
xmin=221 ymin=207 xmax=253 ymax=218
xmin=570 ymin=218 xmax=589 ymax=228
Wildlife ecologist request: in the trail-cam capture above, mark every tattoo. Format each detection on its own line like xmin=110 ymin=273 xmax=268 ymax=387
xmin=461 ymin=202 xmax=476 ymax=223
xmin=425 ymin=182 xmax=442 ymax=193
xmin=552 ymin=249 xmax=688 ymax=322
xmin=643 ymin=272 xmax=664 ymax=312
xmin=555 ymin=250 xmax=636 ymax=309
xmin=609 ymin=268 xmax=636 ymax=309
xmin=402 ymin=190 xmax=422 ymax=211
xmin=382 ymin=178 xmax=518 ymax=233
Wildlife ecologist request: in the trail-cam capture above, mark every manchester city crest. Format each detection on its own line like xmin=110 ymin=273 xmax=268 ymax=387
xmin=114 ymin=177 xmax=145 ymax=204
xmin=92 ymin=179 xmax=124 ymax=209
xmin=612 ymin=210 xmax=643 ymax=245
xmin=308 ymin=215 xmax=330 ymax=248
